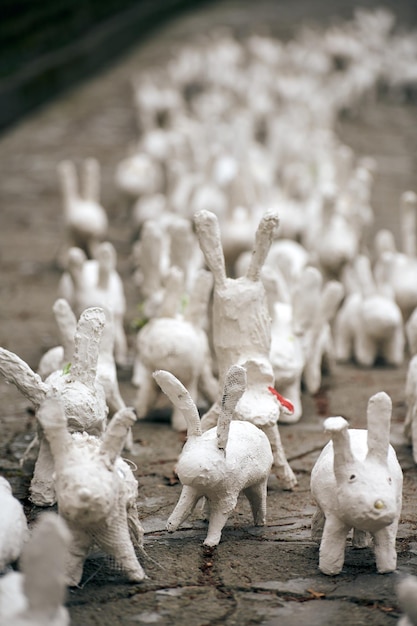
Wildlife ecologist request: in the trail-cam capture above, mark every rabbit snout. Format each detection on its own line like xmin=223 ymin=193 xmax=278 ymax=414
xmin=338 ymin=475 xmax=398 ymax=529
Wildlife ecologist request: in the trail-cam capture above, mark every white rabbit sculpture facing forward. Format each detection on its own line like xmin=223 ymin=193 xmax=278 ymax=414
xmin=310 ymin=391 xmax=403 ymax=575
xmin=153 ymin=365 xmax=273 ymax=547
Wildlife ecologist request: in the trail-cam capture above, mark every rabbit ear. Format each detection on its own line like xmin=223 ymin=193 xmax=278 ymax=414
xmin=53 ymin=298 xmax=77 ymax=364
xmin=168 ymin=217 xmax=195 ymax=279
xmin=194 ymin=210 xmax=227 ymax=288
xmin=400 ymin=191 xmax=417 ymax=257
xmin=100 ymin=407 xmax=137 ymax=465
xmin=70 ymin=307 xmax=106 ymax=388
xmin=138 ymin=220 xmax=164 ymax=297
xmin=217 ymin=365 xmax=247 ymax=451
xmin=160 ymin=266 xmax=184 ymax=318
xmin=153 ymin=370 xmax=202 ymax=437
xmin=185 ymin=269 xmax=213 ymax=327
xmin=96 ymin=242 xmax=116 ymax=289
xmin=355 ymin=254 xmax=376 ymax=296
xmin=366 ymin=391 xmax=392 ymax=464
xmin=319 ymin=281 xmax=344 ymax=325
xmin=0 ymin=347 xmax=47 ymax=407
xmin=81 ymin=158 xmax=100 ymax=203
xmin=57 ymin=160 xmax=78 ymax=206
xmin=292 ymin=266 xmax=322 ymax=334
xmin=21 ymin=512 xmax=71 ymax=613
xmin=323 ymin=417 xmax=354 ymax=481
xmin=246 ymin=212 xmax=279 ymax=282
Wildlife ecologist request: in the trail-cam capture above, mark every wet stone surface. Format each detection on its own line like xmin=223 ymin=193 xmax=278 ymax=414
xmin=0 ymin=0 xmax=417 ymax=624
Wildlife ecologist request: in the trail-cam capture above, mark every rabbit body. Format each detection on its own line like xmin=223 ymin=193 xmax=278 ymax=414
xmin=0 ymin=477 xmax=28 ymax=572
xmin=311 ymin=392 xmax=403 ymax=575
xmin=154 ymin=366 xmax=273 ymax=547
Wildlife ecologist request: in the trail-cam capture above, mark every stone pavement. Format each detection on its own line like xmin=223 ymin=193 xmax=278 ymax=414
xmin=0 ymin=1 xmax=417 ymax=624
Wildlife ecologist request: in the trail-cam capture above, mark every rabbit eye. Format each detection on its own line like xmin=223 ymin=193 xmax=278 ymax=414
xmin=349 ymin=474 xmax=356 ymax=481
xmin=387 ymin=477 xmax=392 ymax=484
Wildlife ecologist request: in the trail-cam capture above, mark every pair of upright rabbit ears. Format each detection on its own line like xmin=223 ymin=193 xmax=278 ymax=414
xmin=324 ymin=391 xmax=392 ymax=467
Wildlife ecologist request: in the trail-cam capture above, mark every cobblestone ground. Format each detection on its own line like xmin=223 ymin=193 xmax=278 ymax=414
xmin=0 ymin=1 xmax=417 ymax=624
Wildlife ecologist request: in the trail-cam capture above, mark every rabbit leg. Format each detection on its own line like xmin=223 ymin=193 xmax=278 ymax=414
xmin=373 ymin=522 xmax=398 ymax=573
xmin=96 ymin=515 xmax=146 ymax=582
xmin=113 ymin=319 xmax=129 ymax=367
xmin=352 ymin=529 xmax=371 ymax=548
xmin=381 ymin=328 xmax=405 ymax=366
xmin=354 ymin=326 xmax=377 ymax=367
xmin=319 ymin=515 xmax=350 ymax=575
xmin=65 ymin=525 xmax=92 ymax=587
xmin=134 ymin=369 xmax=159 ymax=420
xmin=204 ymin=503 xmax=234 ymax=547
xmin=244 ymin=479 xmax=268 ymax=526
xmin=262 ymin=423 xmax=297 ymax=490
xmin=311 ymin=505 xmax=325 ymax=542
xmin=167 ymin=485 xmax=200 ymax=532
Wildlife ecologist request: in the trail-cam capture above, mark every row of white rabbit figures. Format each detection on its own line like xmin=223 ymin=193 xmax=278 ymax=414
xmin=37 ymin=399 xmax=146 ymax=586
xmin=0 ymin=512 xmax=71 ymax=626
xmin=153 ymin=365 xmax=273 ymax=547
xmin=311 ymin=391 xmax=403 ymax=575
xmin=0 ymin=307 xmax=109 ymax=506
xmin=58 ymin=241 xmax=128 ymax=367
xmin=193 ymin=208 xmax=297 ymax=490
xmin=335 ymin=254 xmax=405 ymax=367
xmin=133 ymin=267 xmax=218 ymax=432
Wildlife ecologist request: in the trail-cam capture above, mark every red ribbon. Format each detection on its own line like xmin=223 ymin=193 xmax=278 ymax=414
xmin=268 ymin=386 xmax=294 ymax=413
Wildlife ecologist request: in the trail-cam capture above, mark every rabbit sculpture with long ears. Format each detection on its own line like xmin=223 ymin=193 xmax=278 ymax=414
xmin=153 ymin=365 xmax=273 ymax=547
xmin=0 ymin=513 xmax=71 ymax=626
xmin=334 ymin=254 xmax=404 ymax=367
xmin=193 ymin=209 xmax=296 ymax=489
xmin=133 ymin=267 xmax=218 ymax=431
xmin=0 ymin=307 xmax=108 ymax=506
xmin=38 ymin=399 xmax=145 ymax=586
xmin=311 ymin=391 xmax=403 ymax=575
xmin=57 ymin=158 xmax=108 ymax=262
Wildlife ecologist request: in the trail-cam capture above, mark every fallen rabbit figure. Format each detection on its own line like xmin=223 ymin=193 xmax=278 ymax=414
xmin=153 ymin=364 xmax=273 ymax=547
xmin=37 ymin=398 xmax=145 ymax=586
xmin=0 ymin=513 xmax=71 ymax=626
xmin=310 ymin=391 xmax=403 ymax=575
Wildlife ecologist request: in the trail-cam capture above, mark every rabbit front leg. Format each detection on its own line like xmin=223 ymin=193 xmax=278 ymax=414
xmin=354 ymin=324 xmax=377 ymax=367
xmin=262 ymin=423 xmax=297 ymax=489
xmin=318 ymin=514 xmax=350 ymax=575
xmin=204 ymin=500 xmax=236 ymax=547
xmin=243 ymin=479 xmax=268 ymax=526
xmin=96 ymin=517 xmax=146 ymax=582
xmin=65 ymin=524 xmax=92 ymax=587
xmin=311 ymin=505 xmax=325 ymax=543
xmin=167 ymin=485 xmax=201 ymax=532
xmin=29 ymin=436 xmax=56 ymax=506
xmin=381 ymin=327 xmax=405 ymax=367
xmin=373 ymin=520 xmax=399 ymax=573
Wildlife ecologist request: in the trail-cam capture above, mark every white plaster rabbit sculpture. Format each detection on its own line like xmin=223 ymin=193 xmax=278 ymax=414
xmin=0 ymin=476 xmax=28 ymax=572
xmin=153 ymin=365 xmax=273 ymax=547
xmin=334 ymin=254 xmax=404 ymax=366
xmin=58 ymin=242 xmax=128 ymax=366
xmin=403 ymin=309 xmax=417 ymax=463
xmin=397 ymin=576 xmax=417 ymax=626
xmin=57 ymin=158 xmax=108 ymax=262
xmin=310 ymin=391 xmax=403 ymax=575
xmin=270 ymin=265 xmax=344 ymax=422
xmin=38 ymin=398 xmax=145 ymax=586
xmin=133 ymin=267 xmax=218 ymax=431
xmin=193 ymin=209 xmax=296 ymax=489
xmin=0 ymin=307 xmax=108 ymax=506
xmin=0 ymin=513 xmax=71 ymax=626
xmin=374 ymin=191 xmax=417 ymax=322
